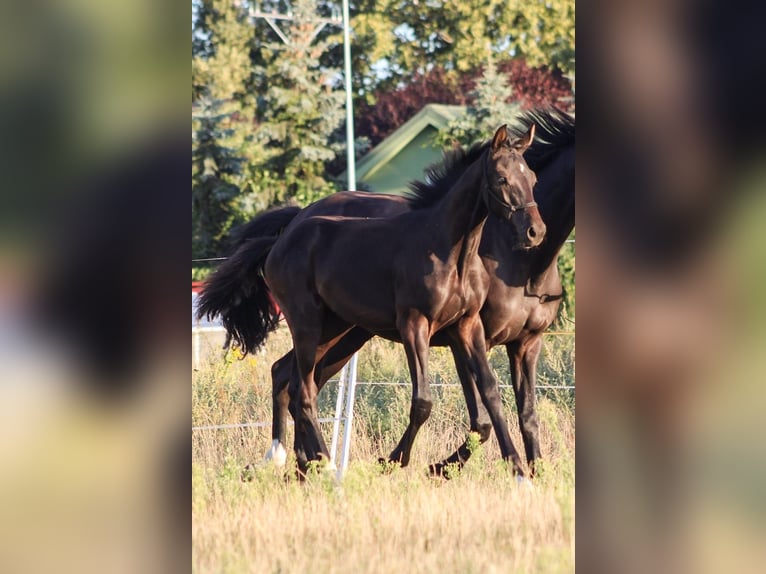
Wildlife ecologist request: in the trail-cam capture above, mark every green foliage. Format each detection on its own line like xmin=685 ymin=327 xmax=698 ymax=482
xmin=252 ymin=0 xmax=346 ymax=206
xmin=192 ymin=0 xmax=347 ymax=258
xmin=192 ymin=0 xmax=254 ymax=102
xmin=556 ymin=237 xmax=576 ymax=327
xmin=191 ymin=0 xmax=574 ymax=258
xmin=436 ymin=57 xmax=520 ymax=148
xmin=342 ymin=0 xmax=575 ymax=91
xmin=192 ymin=96 xmax=247 ymax=258
xmin=503 ymin=0 xmax=576 ymax=76
xmin=192 ymin=265 xmax=213 ymax=282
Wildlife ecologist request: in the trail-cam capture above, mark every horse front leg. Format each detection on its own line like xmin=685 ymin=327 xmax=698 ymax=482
xmin=428 ymin=341 xmax=493 ymax=476
xmin=386 ymin=311 xmax=432 ymax=467
xmin=507 ymin=337 xmax=543 ymax=476
xmin=452 ymin=316 xmax=526 ymax=477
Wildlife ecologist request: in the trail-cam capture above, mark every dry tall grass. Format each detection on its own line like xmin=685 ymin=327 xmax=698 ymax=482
xmin=192 ymin=325 xmax=575 ymax=573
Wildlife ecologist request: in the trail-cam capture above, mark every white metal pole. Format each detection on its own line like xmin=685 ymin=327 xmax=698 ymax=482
xmin=342 ymin=0 xmax=355 ymax=192
xmin=336 ymin=0 xmax=360 ymax=480
xmin=329 ymin=363 xmax=348 ymax=464
xmin=338 ymin=351 xmax=359 ymax=478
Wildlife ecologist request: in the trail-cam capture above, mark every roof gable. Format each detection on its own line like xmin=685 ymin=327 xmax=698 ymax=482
xmin=343 ymin=104 xmax=465 ymax=183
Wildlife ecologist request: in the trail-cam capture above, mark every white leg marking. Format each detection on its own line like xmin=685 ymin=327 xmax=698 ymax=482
xmin=264 ymin=439 xmax=287 ymax=467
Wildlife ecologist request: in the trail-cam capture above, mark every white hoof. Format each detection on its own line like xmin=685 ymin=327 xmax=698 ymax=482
xmin=263 ymin=440 xmax=287 ymax=467
xmin=515 ymin=475 xmax=534 ymax=488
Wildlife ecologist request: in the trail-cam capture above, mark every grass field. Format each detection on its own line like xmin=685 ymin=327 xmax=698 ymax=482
xmin=192 ymin=325 xmax=575 ymax=573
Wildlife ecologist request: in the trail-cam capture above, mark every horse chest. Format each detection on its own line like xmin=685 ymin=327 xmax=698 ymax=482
xmin=524 ymin=304 xmax=556 ymax=333
xmin=483 ymin=296 xmax=556 ymax=346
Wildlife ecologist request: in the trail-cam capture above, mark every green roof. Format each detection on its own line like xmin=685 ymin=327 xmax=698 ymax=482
xmin=341 ymin=104 xmax=466 ymax=195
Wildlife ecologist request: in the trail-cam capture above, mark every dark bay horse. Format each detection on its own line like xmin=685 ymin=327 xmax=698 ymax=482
xmin=261 ymin=108 xmax=575 ymax=476
xmin=200 ymin=124 xmax=542 ymax=475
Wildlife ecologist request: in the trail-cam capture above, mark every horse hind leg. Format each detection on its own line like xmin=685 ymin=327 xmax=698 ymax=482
xmin=508 ymin=338 xmax=543 ymax=476
xmin=266 ymin=327 xmax=371 ymax=471
xmin=455 ymin=317 xmax=526 ymax=477
xmin=290 ymin=308 xmax=355 ymax=474
xmin=263 ymin=351 xmax=294 ymax=467
xmin=429 ymin=342 xmax=493 ymax=477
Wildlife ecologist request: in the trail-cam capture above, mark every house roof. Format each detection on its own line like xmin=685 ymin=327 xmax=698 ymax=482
xmin=342 ymin=104 xmax=465 ymax=183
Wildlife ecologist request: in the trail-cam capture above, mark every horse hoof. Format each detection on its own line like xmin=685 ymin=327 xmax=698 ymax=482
xmin=515 ymin=474 xmax=533 ymax=488
xmin=377 ymin=458 xmax=399 ymax=474
xmin=240 ymin=464 xmax=255 ymax=482
xmin=429 ymin=462 xmax=461 ymax=480
xmin=263 ymin=440 xmax=288 ymax=467
xmin=427 ymin=463 xmax=446 ymax=477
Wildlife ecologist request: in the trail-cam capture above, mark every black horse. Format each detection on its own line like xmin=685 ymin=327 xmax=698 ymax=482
xmin=199 ymin=124 xmax=542 ymax=475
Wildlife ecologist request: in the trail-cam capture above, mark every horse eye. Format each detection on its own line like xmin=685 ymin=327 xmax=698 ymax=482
xmin=497 ymin=177 xmax=507 ymax=185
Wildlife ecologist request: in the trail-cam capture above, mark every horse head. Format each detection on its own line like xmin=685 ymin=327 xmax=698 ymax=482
xmin=484 ymin=124 xmax=546 ymax=249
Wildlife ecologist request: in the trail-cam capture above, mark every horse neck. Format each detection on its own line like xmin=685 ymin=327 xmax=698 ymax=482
xmin=428 ymin=155 xmax=489 ymax=254
xmin=530 ymin=151 xmax=575 ymax=281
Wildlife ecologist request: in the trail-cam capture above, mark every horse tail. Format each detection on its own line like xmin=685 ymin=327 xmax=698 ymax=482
xmin=226 ymin=205 xmax=301 ymax=251
xmin=195 ymin=206 xmax=300 ymax=355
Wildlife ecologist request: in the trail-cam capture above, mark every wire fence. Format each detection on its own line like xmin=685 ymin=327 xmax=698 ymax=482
xmin=192 ymin=324 xmax=575 ymax=434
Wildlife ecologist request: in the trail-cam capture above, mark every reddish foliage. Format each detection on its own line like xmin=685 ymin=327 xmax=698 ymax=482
xmin=356 ymin=60 xmax=573 ymax=147
xmin=498 ymin=59 xmax=574 ymax=112
xmin=355 ymin=67 xmax=472 ymax=146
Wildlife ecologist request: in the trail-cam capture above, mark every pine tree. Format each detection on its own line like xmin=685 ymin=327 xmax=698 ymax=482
xmin=192 ymin=0 xmax=253 ymax=103
xmin=192 ymin=96 xmax=246 ymax=259
xmin=437 ymin=58 xmax=520 ymax=148
xmin=252 ymin=0 xmax=346 ymax=206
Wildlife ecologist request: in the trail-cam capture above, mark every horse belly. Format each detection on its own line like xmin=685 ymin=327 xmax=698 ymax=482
xmin=314 ymin=263 xmax=397 ymax=332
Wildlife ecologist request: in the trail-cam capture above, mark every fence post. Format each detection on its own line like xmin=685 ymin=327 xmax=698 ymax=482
xmin=329 ymin=363 xmax=348 ymax=465
xmin=338 ymin=351 xmax=359 ymax=478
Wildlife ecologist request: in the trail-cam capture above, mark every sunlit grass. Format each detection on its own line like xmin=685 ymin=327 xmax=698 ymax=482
xmin=192 ymin=325 xmax=575 ymax=573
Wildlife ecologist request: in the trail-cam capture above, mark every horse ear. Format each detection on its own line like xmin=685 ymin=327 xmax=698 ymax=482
xmin=491 ymin=124 xmax=508 ymax=151
xmin=512 ymin=123 xmax=536 ymax=152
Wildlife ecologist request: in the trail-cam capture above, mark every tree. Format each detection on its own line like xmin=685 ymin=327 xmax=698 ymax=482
xmin=340 ymin=0 xmax=575 ymax=91
xmin=251 ymin=0 xmax=346 ymax=206
xmin=436 ymin=58 xmax=521 ymax=148
xmin=499 ymin=59 xmax=573 ymax=111
xmin=355 ymin=60 xmax=572 ymax=148
xmin=192 ymin=96 xmax=246 ymax=259
xmin=503 ymin=0 xmax=575 ymax=75
xmin=192 ymin=0 xmax=254 ymax=103
xmin=354 ymin=66 xmax=472 ymax=146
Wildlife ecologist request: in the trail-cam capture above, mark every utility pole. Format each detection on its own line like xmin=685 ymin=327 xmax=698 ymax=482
xmin=249 ymin=1 xmax=358 ymax=477
xmin=247 ymin=1 xmax=355 ymax=187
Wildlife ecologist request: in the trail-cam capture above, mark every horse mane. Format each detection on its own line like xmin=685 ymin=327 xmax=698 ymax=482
xmin=403 ymin=107 xmax=574 ymax=210
xmin=404 ymin=141 xmax=490 ymax=210
xmin=509 ymin=107 xmax=575 ymax=172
